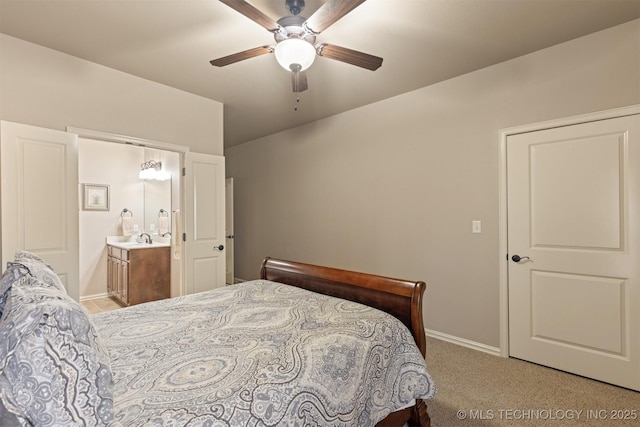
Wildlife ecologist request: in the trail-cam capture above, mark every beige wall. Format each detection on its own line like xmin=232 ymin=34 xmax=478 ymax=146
xmin=0 ymin=34 xmax=223 ymax=155
xmin=226 ymin=20 xmax=640 ymax=348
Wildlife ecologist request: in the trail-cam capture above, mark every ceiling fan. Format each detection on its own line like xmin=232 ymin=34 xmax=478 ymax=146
xmin=210 ymin=0 xmax=383 ymax=93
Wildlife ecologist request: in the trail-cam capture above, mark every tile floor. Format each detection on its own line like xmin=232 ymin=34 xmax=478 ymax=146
xmin=81 ymin=297 xmax=124 ymax=314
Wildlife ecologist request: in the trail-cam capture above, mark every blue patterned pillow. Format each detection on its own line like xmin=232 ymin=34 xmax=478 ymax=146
xmin=0 ymin=399 xmax=21 ymax=426
xmin=0 ymin=251 xmax=65 ymax=319
xmin=0 ymin=263 xmax=27 ymax=319
xmin=0 ymin=275 xmax=114 ymax=426
xmin=14 ymin=250 xmax=66 ymax=293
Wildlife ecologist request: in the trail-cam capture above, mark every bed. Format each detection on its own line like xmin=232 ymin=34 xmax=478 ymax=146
xmin=0 ymin=253 xmax=435 ymax=426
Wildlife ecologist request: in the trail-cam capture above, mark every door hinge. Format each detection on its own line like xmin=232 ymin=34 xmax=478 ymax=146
xmin=182 ymin=233 xmax=186 ymax=242
xmin=182 ymin=167 xmax=186 ymax=177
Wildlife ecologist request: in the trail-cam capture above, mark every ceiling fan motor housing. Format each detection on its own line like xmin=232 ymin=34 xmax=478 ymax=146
xmin=285 ymin=0 xmax=305 ymax=16
xmin=275 ymin=16 xmax=316 ymax=44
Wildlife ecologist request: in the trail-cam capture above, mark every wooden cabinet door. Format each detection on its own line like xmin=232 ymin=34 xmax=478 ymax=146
xmin=121 ymin=260 xmax=129 ymax=305
xmin=107 ymin=253 xmax=127 ymax=305
xmin=107 ymin=256 xmax=114 ymax=296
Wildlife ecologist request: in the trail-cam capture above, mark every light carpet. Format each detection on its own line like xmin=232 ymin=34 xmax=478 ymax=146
xmin=423 ymin=337 xmax=639 ymax=426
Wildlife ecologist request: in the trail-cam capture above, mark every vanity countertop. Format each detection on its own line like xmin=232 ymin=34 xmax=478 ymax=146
xmin=106 ymin=236 xmax=170 ymax=250
xmin=107 ymin=241 xmax=170 ymax=250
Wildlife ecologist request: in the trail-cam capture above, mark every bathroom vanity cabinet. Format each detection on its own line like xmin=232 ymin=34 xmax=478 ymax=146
xmin=107 ymin=244 xmax=170 ymax=306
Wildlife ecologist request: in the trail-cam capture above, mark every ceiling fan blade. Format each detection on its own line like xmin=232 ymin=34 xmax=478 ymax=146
xmin=210 ymin=45 xmax=273 ymax=67
xmin=291 ymin=70 xmax=308 ymax=93
xmin=219 ymin=0 xmax=280 ymax=32
xmin=304 ymin=0 xmax=367 ymax=34
xmin=316 ymin=43 xmax=382 ymax=71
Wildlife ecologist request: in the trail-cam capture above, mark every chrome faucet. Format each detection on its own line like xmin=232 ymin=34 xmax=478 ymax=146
xmin=162 ymin=232 xmax=171 ymax=237
xmin=138 ymin=233 xmax=152 ymax=244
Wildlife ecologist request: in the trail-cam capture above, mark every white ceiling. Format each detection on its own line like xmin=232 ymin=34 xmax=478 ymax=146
xmin=1 ymin=0 xmax=639 ymax=147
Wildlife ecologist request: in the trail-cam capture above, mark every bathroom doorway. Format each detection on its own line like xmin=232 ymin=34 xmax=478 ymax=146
xmin=77 ymin=135 xmax=182 ymax=300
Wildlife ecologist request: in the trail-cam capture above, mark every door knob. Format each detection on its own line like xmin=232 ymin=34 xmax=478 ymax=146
xmin=213 ymin=245 xmax=224 ymax=251
xmin=511 ymin=255 xmax=530 ymax=263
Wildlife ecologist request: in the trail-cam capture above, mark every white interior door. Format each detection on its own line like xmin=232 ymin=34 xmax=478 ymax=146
xmin=507 ymin=114 xmax=640 ymax=390
xmin=225 ymin=177 xmax=235 ymax=284
xmin=184 ymin=152 xmax=226 ymax=294
xmin=1 ymin=121 xmax=80 ymax=300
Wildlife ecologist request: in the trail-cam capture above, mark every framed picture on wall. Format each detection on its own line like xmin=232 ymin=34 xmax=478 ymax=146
xmin=83 ymin=183 xmax=110 ymax=211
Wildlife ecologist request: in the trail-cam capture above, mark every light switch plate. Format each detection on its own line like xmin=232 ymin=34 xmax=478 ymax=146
xmin=472 ymin=220 xmax=482 ymax=233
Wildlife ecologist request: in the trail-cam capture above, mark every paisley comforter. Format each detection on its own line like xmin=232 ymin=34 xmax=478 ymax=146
xmin=92 ymin=280 xmax=435 ymax=426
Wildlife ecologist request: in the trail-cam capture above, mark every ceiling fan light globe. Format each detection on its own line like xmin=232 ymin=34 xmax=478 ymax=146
xmin=275 ymin=38 xmax=316 ymax=71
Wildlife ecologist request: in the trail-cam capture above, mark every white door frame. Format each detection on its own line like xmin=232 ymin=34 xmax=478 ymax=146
xmin=498 ymin=104 xmax=640 ymax=358
xmin=225 ymin=177 xmax=235 ymax=284
xmin=68 ymin=127 xmax=190 ymax=294
xmin=68 ymin=127 xmax=187 ymax=154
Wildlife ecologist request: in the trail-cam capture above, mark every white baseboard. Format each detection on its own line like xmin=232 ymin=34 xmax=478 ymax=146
xmin=79 ymin=292 xmax=109 ymax=302
xmin=426 ymin=329 xmax=501 ymax=357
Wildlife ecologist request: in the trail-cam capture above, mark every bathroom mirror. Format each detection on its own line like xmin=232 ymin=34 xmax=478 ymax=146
xmin=143 ymin=178 xmax=171 ymax=235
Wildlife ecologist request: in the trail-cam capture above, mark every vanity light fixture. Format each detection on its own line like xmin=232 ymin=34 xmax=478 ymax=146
xmin=139 ymin=160 xmax=162 ymax=180
xmin=155 ymin=169 xmax=171 ymax=181
xmin=140 ymin=160 xmax=171 ymax=180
